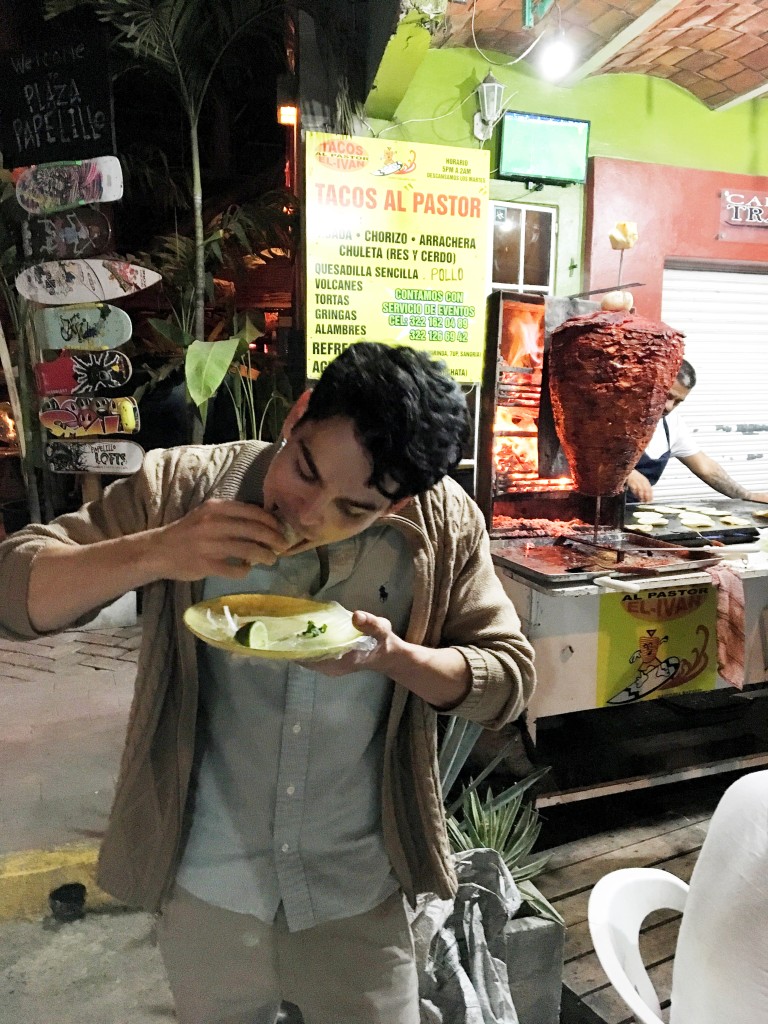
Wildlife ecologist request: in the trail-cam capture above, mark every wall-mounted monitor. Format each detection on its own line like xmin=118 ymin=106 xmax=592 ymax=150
xmin=498 ymin=110 xmax=590 ymax=187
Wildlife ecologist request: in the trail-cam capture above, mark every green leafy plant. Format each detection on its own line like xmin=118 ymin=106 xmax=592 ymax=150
xmin=45 ymin=0 xmax=283 ymax=342
xmin=440 ymin=717 xmax=563 ymax=926
xmin=44 ymin=0 xmax=286 ymax=440
xmin=137 ymin=194 xmax=297 ymax=439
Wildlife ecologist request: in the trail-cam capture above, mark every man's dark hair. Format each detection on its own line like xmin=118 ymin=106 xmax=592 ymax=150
xmin=303 ymin=343 xmax=470 ymax=500
xmin=677 ymin=359 xmax=696 ymax=390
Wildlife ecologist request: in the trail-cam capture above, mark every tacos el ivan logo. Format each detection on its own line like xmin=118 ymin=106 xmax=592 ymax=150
xmin=620 ymin=586 xmax=708 ymax=623
xmin=316 ymin=139 xmax=368 ymax=172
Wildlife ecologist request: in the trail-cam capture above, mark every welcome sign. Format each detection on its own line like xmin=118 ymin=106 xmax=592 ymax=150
xmin=0 ymin=11 xmax=114 ymax=167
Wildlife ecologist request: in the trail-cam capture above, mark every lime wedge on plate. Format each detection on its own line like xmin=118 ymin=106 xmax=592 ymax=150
xmin=234 ymin=620 xmax=269 ymax=649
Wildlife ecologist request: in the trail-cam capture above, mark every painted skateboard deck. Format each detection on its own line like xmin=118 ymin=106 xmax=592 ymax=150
xmin=35 ymin=350 xmax=132 ymax=397
xmin=33 ymin=303 xmax=132 ymax=350
xmin=45 ymin=439 xmax=145 ymax=475
xmin=15 ymin=157 xmax=123 ymax=215
xmin=39 ymin=395 xmax=140 ymax=438
xmin=21 ymin=207 xmax=112 ymax=261
xmin=16 ymin=259 xmax=161 ymax=305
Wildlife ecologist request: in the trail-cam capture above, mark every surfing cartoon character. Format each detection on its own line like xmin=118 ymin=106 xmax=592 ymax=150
xmin=373 ymin=146 xmax=417 ymax=176
xmin=608 ymin=629 xmax=681 ymax=705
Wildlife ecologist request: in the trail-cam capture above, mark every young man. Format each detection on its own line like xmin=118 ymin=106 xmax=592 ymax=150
xmin=626 ymin=359 xmax=768 ymax=504
xmin=0 ymin=343 xmax=536 ymax=1024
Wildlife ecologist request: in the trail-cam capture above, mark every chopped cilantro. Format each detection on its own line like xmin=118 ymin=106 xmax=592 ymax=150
xmin=299 ymin=620 xmax=328 ymax=639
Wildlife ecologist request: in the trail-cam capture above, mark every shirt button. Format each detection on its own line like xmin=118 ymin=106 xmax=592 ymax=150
xmin=292 ymin=723 xmax=301 ymax=734
xmin=281 ymin=843 xmax=290 ymax=853
xmin=286 ymin=785 xmax=295 ymax=796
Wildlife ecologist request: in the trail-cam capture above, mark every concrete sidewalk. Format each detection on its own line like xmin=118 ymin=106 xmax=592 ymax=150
xmin=0 ymin=622 xmax=139 ymax=920
xmin=0 ymin=908 xmax=174 ymax=1024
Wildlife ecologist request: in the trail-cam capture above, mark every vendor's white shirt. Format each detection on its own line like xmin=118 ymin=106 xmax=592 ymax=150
xmin=644 ymin=407 xmax=699 ymax=461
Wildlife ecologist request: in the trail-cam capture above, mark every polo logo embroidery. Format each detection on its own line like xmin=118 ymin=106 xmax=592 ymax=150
xmin=379 ymin=585 xmax=389 ymax=603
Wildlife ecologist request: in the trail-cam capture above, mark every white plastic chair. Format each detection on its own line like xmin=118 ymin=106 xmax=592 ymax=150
xmin=588 ymin=867 xmax=689 ymax=1024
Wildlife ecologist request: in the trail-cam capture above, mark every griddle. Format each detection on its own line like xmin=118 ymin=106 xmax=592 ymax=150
xmin=491 ymin=530 xmax=721 ymax=585
xmin=626 ymin=498 xmax=764 ymax=545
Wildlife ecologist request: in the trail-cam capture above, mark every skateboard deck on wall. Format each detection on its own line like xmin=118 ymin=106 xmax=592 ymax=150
xmin=39 ymin=395 xmax=140 ymax=437
xmin=15 ymin=156 xmax=123 ymax=215
xmin=21 ymin=207 xmax=112 ymax=261
xmin=45 ymin=439 xmax=145 ymax=475
xmin=35 ymin=350 xmax=132 ymax=396
xmin=15 ymin=258 xmax=161 ymax=305
xmin=33 ymin=303 xmax=133 ymax=350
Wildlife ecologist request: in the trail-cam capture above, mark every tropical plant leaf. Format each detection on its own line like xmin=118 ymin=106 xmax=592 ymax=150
xmin=240 ymin=311 xmax=266 ymax=342
xmin=148 ymin=317 xmax=192 ymax=349
xmin=185 ymin=335 xmax=240 ymax=407
xmin=131 ymin=356 xmax=183 ymax=403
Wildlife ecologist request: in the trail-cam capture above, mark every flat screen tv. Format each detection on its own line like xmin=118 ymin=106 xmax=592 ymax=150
xmin=499 ymin=110 xmax=590 ymax=186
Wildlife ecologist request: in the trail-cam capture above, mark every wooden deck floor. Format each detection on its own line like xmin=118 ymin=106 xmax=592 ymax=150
xmin=536 ymin=783 xmax=722 ymax=1024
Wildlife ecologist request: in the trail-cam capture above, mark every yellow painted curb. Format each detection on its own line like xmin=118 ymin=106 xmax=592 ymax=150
xmin=0 ymin=844 xmax=119 ymax=921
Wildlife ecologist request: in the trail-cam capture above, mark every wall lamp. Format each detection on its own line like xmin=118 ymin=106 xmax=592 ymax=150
xmin=276 ymin=73 xmax=298 ymax=126
xmin=473 ymin=72 xmax=504 ymax=142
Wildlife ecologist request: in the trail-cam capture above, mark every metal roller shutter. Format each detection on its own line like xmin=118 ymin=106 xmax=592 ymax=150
xmin=654 ymin=264 xmax=768 ymax=503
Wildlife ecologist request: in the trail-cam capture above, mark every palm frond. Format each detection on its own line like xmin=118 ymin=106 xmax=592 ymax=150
xmin=119 ymin=145 xmax=190 ymax=212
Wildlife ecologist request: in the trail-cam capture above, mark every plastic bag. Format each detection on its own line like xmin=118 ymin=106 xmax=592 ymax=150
xmin=408 ymin=849 xmax=521 ymax=1024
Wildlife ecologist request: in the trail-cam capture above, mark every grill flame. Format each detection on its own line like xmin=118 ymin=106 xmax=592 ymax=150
xmin=493 ymin=404 xmax=572 ymax=493
xmin=0 ymin=403 xmax=18 ymax=445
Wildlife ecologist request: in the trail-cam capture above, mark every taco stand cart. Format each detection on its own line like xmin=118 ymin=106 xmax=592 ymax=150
xmin=478 ymin=294 xmax=768 ymax=805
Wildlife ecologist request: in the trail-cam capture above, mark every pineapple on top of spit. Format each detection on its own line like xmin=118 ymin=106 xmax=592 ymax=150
xmin=601 ymin=220 xmax=638 ymax=313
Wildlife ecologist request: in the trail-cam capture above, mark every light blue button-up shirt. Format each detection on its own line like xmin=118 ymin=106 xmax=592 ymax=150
xmin=176 ymin=523 xmax=414 ymax=931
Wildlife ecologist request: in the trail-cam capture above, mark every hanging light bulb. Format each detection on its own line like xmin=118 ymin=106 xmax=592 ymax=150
xmin=538 ymin=31 xmax=576 ymax=82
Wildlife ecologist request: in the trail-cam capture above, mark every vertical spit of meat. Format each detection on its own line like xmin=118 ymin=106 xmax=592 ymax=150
xmin=548 ymin=311 xmax=685 ymax=496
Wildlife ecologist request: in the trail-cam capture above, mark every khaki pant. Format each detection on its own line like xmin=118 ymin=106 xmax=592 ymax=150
xmin=156 ymin=886 xmax=420 ymax=1024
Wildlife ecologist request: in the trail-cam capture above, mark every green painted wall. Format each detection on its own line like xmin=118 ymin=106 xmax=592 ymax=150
xmin=363 ymin=45 xmax=768 ymax=294
xmin=372 ymin=46 xmax=768 ymax=175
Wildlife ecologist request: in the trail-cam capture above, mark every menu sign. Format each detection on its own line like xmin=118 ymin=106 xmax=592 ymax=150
xmin=0 ymin=12 xmax=114 ymax=168
xmin=305 ymin=133 xmax=489 ymax=381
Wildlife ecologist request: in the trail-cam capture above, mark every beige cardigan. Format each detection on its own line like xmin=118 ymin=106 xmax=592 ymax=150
xmin=0 ymin=442 xmax=536 ymax=912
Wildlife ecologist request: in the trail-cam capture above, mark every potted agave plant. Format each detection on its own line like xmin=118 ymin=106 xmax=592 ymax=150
xmin=422 ymin=717 xmax=565 ymax=1024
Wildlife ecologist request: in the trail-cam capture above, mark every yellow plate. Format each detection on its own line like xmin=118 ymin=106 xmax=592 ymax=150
xmin=183 ymin=593 xmax=365 ymax=659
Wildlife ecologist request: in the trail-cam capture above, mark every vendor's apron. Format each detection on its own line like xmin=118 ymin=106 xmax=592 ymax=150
xmin=628 ymin=418 xmax=671 ymax=501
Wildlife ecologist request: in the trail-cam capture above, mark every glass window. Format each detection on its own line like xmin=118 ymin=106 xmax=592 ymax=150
xmin=490 ymin=201 xmax=555 ymax=293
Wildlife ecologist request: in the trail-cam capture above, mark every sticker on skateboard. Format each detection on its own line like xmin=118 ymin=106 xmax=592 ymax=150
xmin=39 ymin=395 xmax=140 ymax=437
xmin=35 ymin=350 xmax=132 ymax=396
xmin=33 ymin=303 xmax=132 ymax=350
xmin=16 ymin=258 xmax=161 ymax=305
xmin=15 ymin=156 xmax=123 ymax=215
xmin=21 ymin=207 xmax=112 ymax=261
xmin=45 ymin=439 xmax=145 ymax=475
